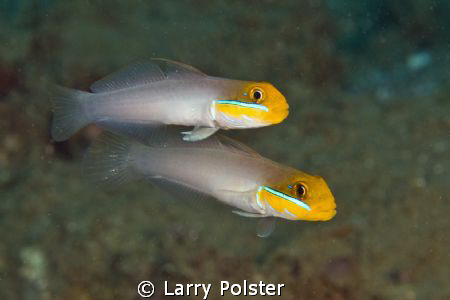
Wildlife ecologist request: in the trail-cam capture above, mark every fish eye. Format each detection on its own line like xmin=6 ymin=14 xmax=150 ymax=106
xmin=253 ymin=90 xmax=262 ymax=100
xmin=250 ymin=87 xmax=264 ymax=102
xmin=295 ymin=184 xmax=307 ymax=198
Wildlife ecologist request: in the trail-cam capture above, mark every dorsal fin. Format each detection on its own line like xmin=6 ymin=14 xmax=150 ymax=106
xmin=90 ymin=62 xmax=165 ymax=92
xmin=152 ymin=58 xmax=207 ymax=79
xmin=90 ymin=59 xmax=206 ymax=93
xmin=216 ymin=135 xmax=262 ymax=158
xmin=90 ymin=122 xmax=262 ymax=158
xmin=144 ymin=129 xmax=262 ymax=158
xmin=94 ymin=119 xmax=162 ymax=145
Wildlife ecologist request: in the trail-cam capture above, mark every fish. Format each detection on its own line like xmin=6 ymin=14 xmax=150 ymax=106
xmin=51 ymin=59 xmax=289 ymax=142
xmin=83 ymin=129 xmax=336 ymax=229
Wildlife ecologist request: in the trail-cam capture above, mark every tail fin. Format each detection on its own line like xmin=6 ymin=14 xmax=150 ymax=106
xmin=83 ymin=133 xmax=141 ymax=188
xmin=50 ymin=87 xmax=91 ymax=141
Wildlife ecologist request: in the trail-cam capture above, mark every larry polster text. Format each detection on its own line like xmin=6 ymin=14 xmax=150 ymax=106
xmin=164 ymin=280 xmax=285 ymax=299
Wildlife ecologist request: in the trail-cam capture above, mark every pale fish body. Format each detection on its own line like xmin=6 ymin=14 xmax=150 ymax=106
xmin=84 ymin=131 xmax=336 ymax=222
xmin=51 ymin=59 xmax=289 ymax=142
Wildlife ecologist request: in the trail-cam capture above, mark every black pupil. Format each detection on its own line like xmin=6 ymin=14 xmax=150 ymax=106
xmin=253 ymin=90 xmax=262 ymax=100
xmin=297 ymin=185 xmax=305 ymax=196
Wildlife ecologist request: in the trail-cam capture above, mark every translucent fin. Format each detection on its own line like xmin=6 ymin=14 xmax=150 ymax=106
xmin=127 ymin=126 xmax=262 ymax=158
xmin=256 ymin=218 xmax=276 ymax=238
xmin=167 ymin=132 xmax=262 ymax=158
xmin=90 ymin=62 xmax=166 ymax=92
xmin=152 ymin=58 xmax=206 ymax=79
xmin=181 ymin=126 xmax=219 ymax=142
xmin=95 ymin=119 xmax=161 ymax=145
xmin=90 ymin=59 xmax=206 ymax=93
xmin=232 ymin=210 xmax=265 ymax=218
xmin=88 ymin=124 xmax=261 ymax=158
xmin=83 ymin=132 xmax=141 ymax=188
xmin=147 ymin=128 xmax=222 ymax=148
xmin=50 ymin=86 xmax=91 ymax=141
xmin=217 ymin=135 xmax=262 ymax=158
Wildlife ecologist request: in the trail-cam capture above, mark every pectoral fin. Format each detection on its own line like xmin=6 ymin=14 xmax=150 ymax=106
xmin=231 ymin=211 xmax=276 ymax=238
xmin=232 ymin=210 xmax=266 ymax=218
xmin=181 ymin=126 xmax=219 ymax=142
xmin=256 ymin=218 xmax=276 ymax=238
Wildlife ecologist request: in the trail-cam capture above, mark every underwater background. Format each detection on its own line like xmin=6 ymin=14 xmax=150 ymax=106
xmin=0 ymin=0 xmax=449 ymax=299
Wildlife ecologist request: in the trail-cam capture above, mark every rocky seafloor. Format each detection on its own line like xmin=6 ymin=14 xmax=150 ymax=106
xmin=0 ymin=1 xmax=449 ymax=299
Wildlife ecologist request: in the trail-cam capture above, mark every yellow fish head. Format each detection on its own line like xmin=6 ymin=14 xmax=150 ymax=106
xmin=214 ymin=82 xmax=289 ymax=128
xmin=258 ymin=173 xmax=336 ymax=221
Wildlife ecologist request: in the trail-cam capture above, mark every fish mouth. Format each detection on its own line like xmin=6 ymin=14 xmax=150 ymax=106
xmin=263 ymin=108 xmax=289 ymax=124
xmin=319 ymin=209 xmax=337 ymax=220
xmin=274 ymin=107 xmax=289 ymax=114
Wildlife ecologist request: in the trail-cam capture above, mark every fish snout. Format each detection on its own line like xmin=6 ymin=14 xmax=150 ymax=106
xmin=319 ymin=209 xmax=337 ymax=221
xmin=262 ymin=106 xmax=289 ymax=124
